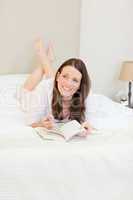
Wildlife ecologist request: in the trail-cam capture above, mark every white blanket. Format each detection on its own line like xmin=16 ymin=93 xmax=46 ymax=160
xmin=0 ymin=122 xmax=133 ymax=200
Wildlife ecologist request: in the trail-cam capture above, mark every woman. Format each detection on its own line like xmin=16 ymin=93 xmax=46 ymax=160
xmin=19 ymin=39 xmax=92 ymax=136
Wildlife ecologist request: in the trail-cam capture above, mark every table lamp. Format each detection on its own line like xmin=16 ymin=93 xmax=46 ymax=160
xmin=119 ymin=61 xmax=133 ymax=108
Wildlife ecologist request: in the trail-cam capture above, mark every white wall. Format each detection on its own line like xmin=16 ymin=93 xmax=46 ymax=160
xmin=0 ymin=0 xmax=81 ymax=74
xmin=80 ymin=0 xmax=133 ymax=97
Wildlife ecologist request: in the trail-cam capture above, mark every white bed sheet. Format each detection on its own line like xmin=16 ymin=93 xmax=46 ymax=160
xmin=0 ymin=119 xmax=133 ymax=200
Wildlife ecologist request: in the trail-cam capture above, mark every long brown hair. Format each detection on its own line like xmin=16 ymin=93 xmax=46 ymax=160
xmin=52 ymin=58 xmax=91 ymax=123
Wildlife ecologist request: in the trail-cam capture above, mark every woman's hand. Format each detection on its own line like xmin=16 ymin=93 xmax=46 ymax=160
xmin=79 ymin=121 xmax=93 ymax=137
xmin=40 ymin=115 xmax=55 ymax=129
xmin=31 ymin=114 xmax=55 ymax=129
xmin=35 ymin=38 xmax=55 ymax=77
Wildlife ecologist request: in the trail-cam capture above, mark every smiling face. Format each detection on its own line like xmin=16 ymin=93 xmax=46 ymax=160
xmin=56 ymin=65 xmax=82 ymax=99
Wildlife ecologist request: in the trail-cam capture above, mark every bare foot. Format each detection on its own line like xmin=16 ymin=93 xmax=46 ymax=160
xmin=35 ymin=38 xmax=48 ymax=65
xmin=34 ymin=38 xmax=54 ymax=77
xmin=47 ymin=41 xmax=55 ymax=63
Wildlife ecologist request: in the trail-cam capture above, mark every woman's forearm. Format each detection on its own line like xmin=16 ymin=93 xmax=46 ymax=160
xmin=30 ymin=120 xmax=43 ymax=128
xmin=23 ymin=67 xmax=44 ymax=91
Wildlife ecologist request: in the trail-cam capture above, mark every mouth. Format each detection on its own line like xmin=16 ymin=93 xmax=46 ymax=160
xmin=62 ymin=86 xmax=70 ymax=92
xmin=60 ymin=86 xmax=73 ymax=97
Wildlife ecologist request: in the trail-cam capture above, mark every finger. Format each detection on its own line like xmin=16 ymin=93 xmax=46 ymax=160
xmin=43 ymin=121 xmax=53 ymax=129
xmin=43 ymin=117 xmax=54 ymax=125
xmin=42 ymin=120 xmax=52 ymax=126
xmin=45 ymin=115 xmax=54 ymax=122
xmin=42 ymin=115 xmax=52 ymax=121
xmin=47 ymin=114 xmax=53 ymax=119
xmin=79 ymin=130 xmax=88 ymax=137
xmin=81 ymin=122 xmax=93 ymax=132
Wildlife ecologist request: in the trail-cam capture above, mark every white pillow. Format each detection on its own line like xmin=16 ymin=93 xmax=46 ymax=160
xmin=0 ymin=74 xmax=30 ymax=128
xmin=85 ymin=94 xmax=133 ymax=130
xmin=0 ymin=74 xmax=29 ymax=109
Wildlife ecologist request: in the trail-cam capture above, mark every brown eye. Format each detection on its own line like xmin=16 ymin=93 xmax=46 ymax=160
xmin=73 ymin=78 xmax=79 ymax=83
xmin=62 ymin=74 xmax=68 ymax=79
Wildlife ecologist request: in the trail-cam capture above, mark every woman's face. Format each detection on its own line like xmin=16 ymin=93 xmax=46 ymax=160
xmin=56 ymin=65 xmax=82 ymax=98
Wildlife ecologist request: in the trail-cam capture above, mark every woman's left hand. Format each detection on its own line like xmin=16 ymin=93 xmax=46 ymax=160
xmin=80 ymin=121 xmax=93 ymax=137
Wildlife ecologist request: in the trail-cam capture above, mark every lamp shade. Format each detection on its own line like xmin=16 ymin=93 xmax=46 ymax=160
xmin=119 ymin=61 xmax=133 ymax=81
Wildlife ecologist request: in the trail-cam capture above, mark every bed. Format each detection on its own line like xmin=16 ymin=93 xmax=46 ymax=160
xmin=0 ymin=74 xmax=133 ymax=200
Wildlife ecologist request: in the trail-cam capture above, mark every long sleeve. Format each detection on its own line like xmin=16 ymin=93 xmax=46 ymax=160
xmin=16 ymin=78 xmax=53 ymax=125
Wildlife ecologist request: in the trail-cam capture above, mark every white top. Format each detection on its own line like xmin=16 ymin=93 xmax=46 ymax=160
xmin=17 ymin=78 xmax=133 ymax=129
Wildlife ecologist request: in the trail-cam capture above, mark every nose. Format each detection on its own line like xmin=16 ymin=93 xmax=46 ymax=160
xmin=65 ymin=79 xmax=72 ymax=87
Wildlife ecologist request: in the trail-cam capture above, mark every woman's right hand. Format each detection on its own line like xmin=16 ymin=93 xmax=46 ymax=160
xmin=35 ymin=38 xmax=55 ymax=77
xmin=40 ymin=115 xmax=55 ymax=129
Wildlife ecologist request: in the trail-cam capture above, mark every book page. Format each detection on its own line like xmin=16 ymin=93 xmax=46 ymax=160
xmin=34 ymin=127 xmax=64 ymax=141
xmin=59 ymin=120 xmax=85 ymax=141
xmin=34 ymin=120 xmax=85 ymax=141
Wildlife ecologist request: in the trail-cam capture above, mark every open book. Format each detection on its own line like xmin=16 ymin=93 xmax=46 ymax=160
xmin=33 ymin=120 xmax=86 ymax=141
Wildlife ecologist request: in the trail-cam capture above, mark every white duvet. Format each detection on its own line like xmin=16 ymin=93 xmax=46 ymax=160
xmin=0 ymin=119 xmax=133 ymax=200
